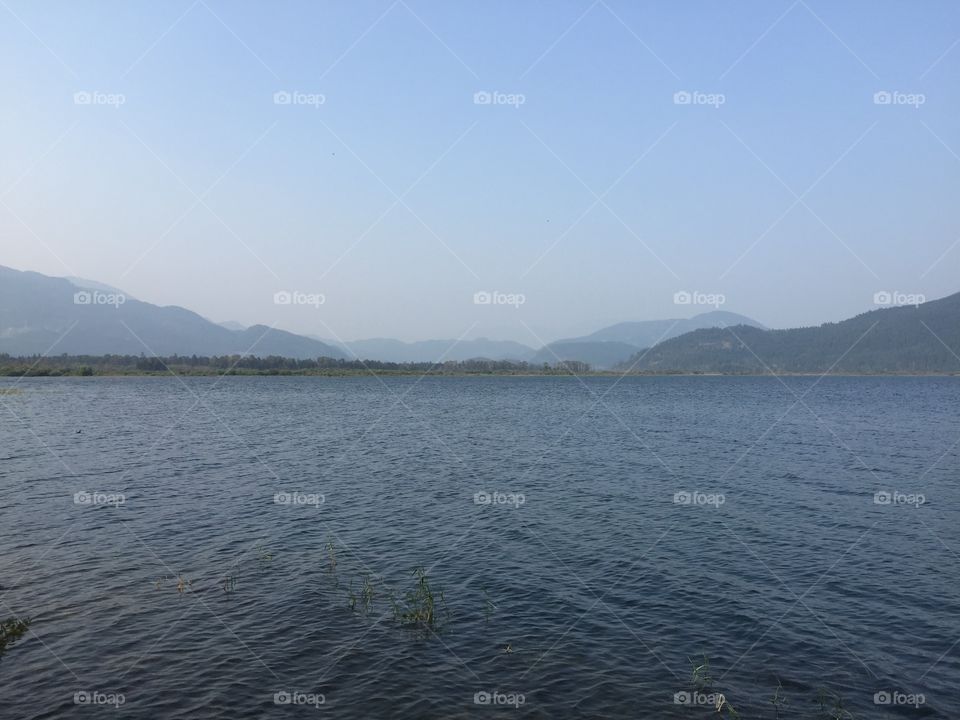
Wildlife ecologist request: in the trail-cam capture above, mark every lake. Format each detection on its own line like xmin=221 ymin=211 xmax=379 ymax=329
xmin=0 ymin=376 xmax=957 ymax=718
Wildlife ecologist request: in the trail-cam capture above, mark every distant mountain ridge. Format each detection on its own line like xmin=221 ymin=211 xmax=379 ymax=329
xmin=335 ymin=337 xmax=536 ymax=363
xmin=530 ymin=311 xmax=765 ymax=368
xmin=0 ymin=266 xmax=346 ymax=360
xmin=618 ymin=293 xmax=960 ymax=373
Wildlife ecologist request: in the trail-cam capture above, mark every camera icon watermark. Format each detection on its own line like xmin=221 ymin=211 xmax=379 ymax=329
xmin=673 ymin=490 xmax=725 ymax=508
xmin=473 ymin=290 xmax=526 ymax=308
xmin=673 ymin=290 xmax=725 ymax=308
xmin=873 ymin=490 xmax=925 ymax=508
xmin=274 ymin=491 xmax=325 ymax=508
xmin=674 ymin=690 xmax=726 ymax=708
xmin=874 ymin=690 xmax=925 ymax=708
xmin=273 ymin=290 xmax=325 ymax=308
xmin=74 ymin=491 xmax=125 ymax=508
xmin=474 ymin=490 xmax=525 ymax=508
xmin=73 ymin=90 xmax=126 ymax=108
xmin=273 ymin=90 xmax=326 ymax=108
xmin=673 ymin=90 xmax=725 ymax=108
xmin=74 ymin=290 xmax=126 ymax=308
xmin=873 ymin=290 xmax=925 ymax=307
xmin=74 ymin=691 xmax=125 ymax=708
xmin=273 ymin=690 xmax=325 ymax=708
xmin=873 ymin=90 xmax=925 ymax=108
xmin=473 ymin=690 xmax=525 ymax=708
xmin=473 ymin=90 xmax=526 ymax=108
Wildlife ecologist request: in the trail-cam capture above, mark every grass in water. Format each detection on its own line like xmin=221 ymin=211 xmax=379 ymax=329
xmin=256 ymin=543 xmax=273 ymax=563
xmin=0 ymin=388 xmax=23 ymax=396
xmin=688 ymin=655 xmax=741 ymax=719
xmin=346 ymin=580 xmax=357 ymax=612
xmin=482 ymin=586 xmax=495 ymax=623
xmin=360 ymin=575 xmax=376 ymax=613
xmin=390 ymin=566 xmax=447 ymax=631
xmin=690 ymin=654 xmax=714 ymax=689
xmin=816 ymin=688 xmax=855 ymax=719
xmin=0 ymin=617 xmax=31 ymax=657
xmin=771 ymin=678 xmax=788 ymax=718
xmin=325 ymin=537 xmax=337 ymax=572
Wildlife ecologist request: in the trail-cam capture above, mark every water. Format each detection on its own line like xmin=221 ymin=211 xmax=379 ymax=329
xmin=0 ymin=376 xmax=958 ymax=718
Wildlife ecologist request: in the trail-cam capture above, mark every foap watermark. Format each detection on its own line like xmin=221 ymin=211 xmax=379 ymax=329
xmin=673 ymin=90 xmax=725 ymax=108
xmin=273 ymin=691 xmax=325 ymax=708
xmin=73 ymin=91 xmax=125 ymax=108
xmin=273 ymin=90 xmax=325 ymax=108
xmin=474 ymin=490 xmax=525 ymax=508
xmin=873 ymin=290 xmax=925 ymax=307
xmin=74 ymin=290 xmax=126 ymax=308
xmin=674 ymin=491 xmax=725 ymax=508
xmin=674 ymin=290 xmax=725 ymax=308
xmin=473 ymin=90 xmax=525 ymax=108
xmin=674 ymin=690 xmax=726 ymax=708
xmin=74 ymin=691 xmax=125 ymax=708
xmin=874 ymin=690 xmax=925 ymax=708
xmin=274 ymin=290 xmax=325 ymax=308
xmin=874 ymin=490 xmax=925 ymax=508
xmin=873 ymin=90 xmax=925 ymax=108
xmin=473 ymin=690 xmax=525 ymax=708
xmin=74 ymin=491 xmax=125 ymax=508
xmin=274 ymin=491 xmax=324 ymax=508
xmin=473 ymin=290 xmax=525 ymax=308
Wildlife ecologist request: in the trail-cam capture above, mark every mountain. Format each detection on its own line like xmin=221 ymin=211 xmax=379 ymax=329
xmin=338 ymin=337 xmax=536 ymax=363
xmin=217 ymin=320 xmax=247 ymax=331
xmin=532 ymin=311 xmax=764 ymax=368
xmin=618 ymin=293 xmax=960 ymax=373
xmin=0 ymin=266 xmax=345 ymax=360
xmin=529 ymin=341 xmax=643 ymax=369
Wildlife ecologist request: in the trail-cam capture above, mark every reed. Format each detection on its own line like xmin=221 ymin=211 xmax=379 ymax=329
xmin=325 ymin=537 xmax=337 ymax=572
xmin=256 ymin=543 xmax=273 ymax=563
xmin=816 ymin=688 xmax=855 ymax=719
xmin=482 ymin=586 xmax=495 ymax=623
xmin=771 ymin=678 xmax=787 ymax=718
xmin=391 ymin=566 xmax=447 ymax=630
xmin=0 ymin=617 xmax=31 ymax=657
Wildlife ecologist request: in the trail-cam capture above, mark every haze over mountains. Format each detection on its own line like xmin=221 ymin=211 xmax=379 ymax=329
xmin=616 ymin=291 xmax=960 ymax=374
xmin=0 ymin=266 xmax=346 ymax=360
xmin=0 ymin=266 xmax=763 ymax=367
xmin=529 ymin=311 xmax=764 ymax=367
xmin=3 ymin=265 xmax=957 ymax=373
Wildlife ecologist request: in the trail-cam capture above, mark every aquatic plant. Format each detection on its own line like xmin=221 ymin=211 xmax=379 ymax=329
xmin=391 ymin=566 xmax=447 ymax=630
xmin=0 ymin=617 xmax=31 ymax=657
xmin=714 ymin=693 xmax=741 ymax=719
xmin=816 ymin=688 xmax=855 ymax=719
xmin=256 ymin=543 xmax=273 ymax=563
xmin=221 ymin=575 xmax=238 ymax=593
xmin=482 ymin=586 xmax=495 ymax=622
xmin=325 ymin=537 xmax=337 ymax=572
xmin=770 ymin=678 xmax=788 ymax=718
xmin=690 ymin=654 xmax=714 ymax=689
xmin=176 ymin=573 xmax=193 ymax=594
xmin=346 ymin=581 xmax=358 ymax=612
xmin=0 ymin=388 xmax=23 ymax=396
xmin=360 ymin=575 xmax=376 ymax=613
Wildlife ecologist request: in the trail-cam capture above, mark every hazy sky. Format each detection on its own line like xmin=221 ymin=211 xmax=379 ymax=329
xmin=1 ymin=0 xmax=958 ymax=344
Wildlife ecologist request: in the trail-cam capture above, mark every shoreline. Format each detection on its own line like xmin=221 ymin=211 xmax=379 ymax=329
xmin=2 ymin=370 xmax=958 ymax=379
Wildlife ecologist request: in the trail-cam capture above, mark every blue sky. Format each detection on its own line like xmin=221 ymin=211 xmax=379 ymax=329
xmin=1 ymin=0 xmax=958 ymax=343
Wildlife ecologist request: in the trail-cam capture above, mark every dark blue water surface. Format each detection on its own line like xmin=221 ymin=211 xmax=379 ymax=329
xmin=0 ymin=376 xmax=958 ymax=719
